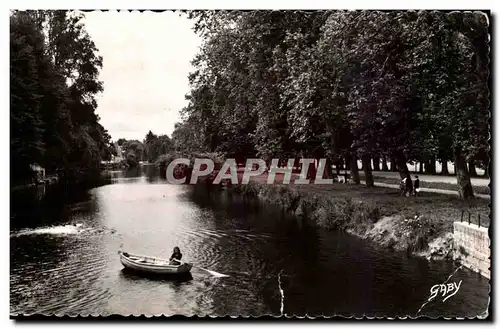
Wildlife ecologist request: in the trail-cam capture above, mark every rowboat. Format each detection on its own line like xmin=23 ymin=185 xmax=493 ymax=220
xmin=118 ymin=251 xmax=193 ymax=275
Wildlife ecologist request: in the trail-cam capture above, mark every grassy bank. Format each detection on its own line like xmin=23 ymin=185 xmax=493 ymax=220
xmin=359 ymin=174 xmax=490 ymax=195
xmin=227 ymin=177 xmax=489 ymax=260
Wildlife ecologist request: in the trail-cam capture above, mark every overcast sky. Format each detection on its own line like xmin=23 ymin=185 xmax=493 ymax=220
xmin=82 ymin=11 xmax=202 ymax=141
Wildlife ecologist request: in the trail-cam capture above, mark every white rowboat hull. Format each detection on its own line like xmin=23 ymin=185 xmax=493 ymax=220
xmin=119 ymin=251 xmax=192 ymax=275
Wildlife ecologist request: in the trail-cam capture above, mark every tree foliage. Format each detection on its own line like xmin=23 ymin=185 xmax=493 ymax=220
xmin=10 ymin=10 xmax=113 ymax=185
xmin=176 ymin=11 xmax=489 ymax=199
xmin=142 ymin=130 xmax=173 ymax=163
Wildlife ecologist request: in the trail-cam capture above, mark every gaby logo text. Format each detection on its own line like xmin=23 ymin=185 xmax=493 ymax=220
xmin=165 ymin=158 xmax=337 ymax=185
xmin=428 ymin=280 xmax=462 ymax=303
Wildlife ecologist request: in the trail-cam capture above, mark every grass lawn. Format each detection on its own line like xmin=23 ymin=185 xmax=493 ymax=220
xmin=359 ymin=174 xmax=490 ymax=195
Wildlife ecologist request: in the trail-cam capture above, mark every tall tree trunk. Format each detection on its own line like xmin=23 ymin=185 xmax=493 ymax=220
xmin=307 ymin=158 xmax=317 ymax=180
xmin=362 ymin=155 xmax=374 ymax=187
xmin=350 ymin=154 xmax=360 ymax=185
xmin=373 ymin=156 xmax=380 ymax=171
xmin=381 ymin=156 xmax=389 ymax=171
xmin=419 ymin=161 xmax=424 ymax=173
xmin=441 ymin=159 xmax=449 ymax=175
xmin=344 ymin=158 xmax=351 ymax=170
xmin=430 ymin=157 xmax=436 ymax=174
xmin=425 ymin=158 xmax=436 ymax=174
xmin=294 ymin=158 xmax=301 ymax=173
xmin=455 ymin=148 xmax=474 ymax=199
xmin=325 ymin=158 xmax=334 ymax=179
xmin=468 ymin=161 xmax=477 ymax=177
xmin=390 ymin=157 xmax=398 ymax=172
xmin=363 ymin=157 xmax=372 ymax=171
xmin=395 ymin=152 xmax=413 ymax=192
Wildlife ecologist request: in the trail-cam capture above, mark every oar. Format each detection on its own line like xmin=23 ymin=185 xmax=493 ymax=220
xmin=173 ymin=259 xmax=229 ymax=278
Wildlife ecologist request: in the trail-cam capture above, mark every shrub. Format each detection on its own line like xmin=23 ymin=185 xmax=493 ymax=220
xmin=281 ymin=188 xmax=301 ymax=212
xmin=126 ymin=152 xmax=138 ymax=167
xmin=311 ymin=196 xmax=381 ymax=232
xmin=156 ymin=151 xmax=225 ymax=169
xmin=155 ymin=152 xmax=183 ymax=167
xmin=401 ymin=215 xmax=442 ymax=253
xmin=232 ymin=182 xmax=260 ymax=197
xmin=155 ymin=151 xmax=226 ymax=184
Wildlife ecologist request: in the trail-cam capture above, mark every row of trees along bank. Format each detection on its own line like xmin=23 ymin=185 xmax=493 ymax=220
xmin=170 ymin=11 xmax=489 ymax=199
xmin=10 ymin=10 xmax=114 ymax=186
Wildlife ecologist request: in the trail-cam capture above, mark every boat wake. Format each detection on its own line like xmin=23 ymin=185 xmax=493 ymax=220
xmin=11 ymin=223 xmax=87 ymax=238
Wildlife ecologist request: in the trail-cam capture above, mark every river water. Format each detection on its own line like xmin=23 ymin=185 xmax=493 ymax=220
xmin=10 ymin=167 xmax=490 ymax=317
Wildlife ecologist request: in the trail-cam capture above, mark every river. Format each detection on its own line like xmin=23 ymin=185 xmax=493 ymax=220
xmin=10 ymin=166 xmax=490 ymax=317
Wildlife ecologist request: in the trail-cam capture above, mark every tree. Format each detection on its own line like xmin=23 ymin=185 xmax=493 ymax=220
xmin=181 ymin=10 xmax=490 ymax=199
xmin=171 ymin=121 xmax=203 ymax=153
xmin=10 ymin=10 xmax=111 ymax=185
xmin=10 ymin=14 xmax=46 ymax=183
xmin=412 ymin=12 xmax=489 ymax=198
xmin=144 ymin=130 xmax=158 ymax=144
xmin=143 ymin=131 xmax=172 ymax=162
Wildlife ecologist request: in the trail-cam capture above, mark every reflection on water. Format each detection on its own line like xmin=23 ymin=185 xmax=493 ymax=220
xmin=10 ymin=169 xmax=490 ymax=317
xmin=120 ymin=268 xmax=194 ymax=284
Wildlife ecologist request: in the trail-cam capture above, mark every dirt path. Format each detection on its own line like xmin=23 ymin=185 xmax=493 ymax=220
xmin=360 ymin=181 xmax=490 ymax=200
xmin=362 ymin=171 xmax=489 ymax=186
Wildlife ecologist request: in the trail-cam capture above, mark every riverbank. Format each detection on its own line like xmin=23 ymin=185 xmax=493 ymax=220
xmin=10 ymin=174 xmax=61 ymax=192
xmin=10 ymin=169 xmax=113 ymax=205
xmin=225 ymin=173 xmax=490 ymax=261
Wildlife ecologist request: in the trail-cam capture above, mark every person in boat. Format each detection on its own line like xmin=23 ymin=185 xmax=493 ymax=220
xmin=169 ymin=246 xmax=182 ymax=265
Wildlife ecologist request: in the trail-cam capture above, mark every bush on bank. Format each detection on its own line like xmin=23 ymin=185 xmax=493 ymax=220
xmin=156 ymin=152 xmax=225 ymax=167
xmin=155 ymin=151 xmax=225 ymax=183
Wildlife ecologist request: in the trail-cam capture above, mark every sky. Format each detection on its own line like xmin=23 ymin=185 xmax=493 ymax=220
xmin=82 ymin=11 xmax=202 ymax=141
